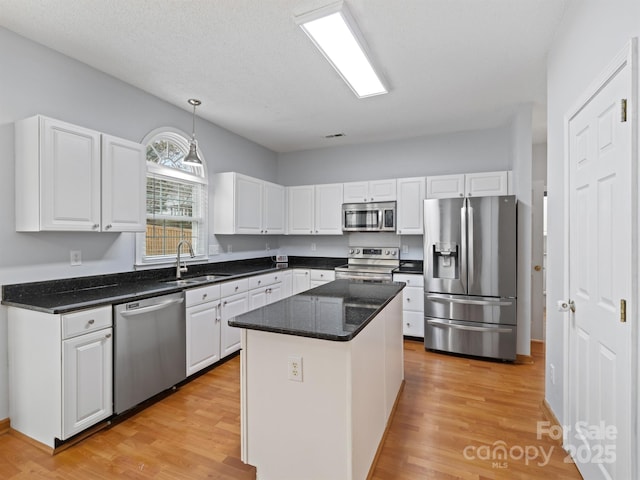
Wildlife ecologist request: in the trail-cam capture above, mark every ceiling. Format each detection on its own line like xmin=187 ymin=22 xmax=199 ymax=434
xmin=0 ymin=0 xmax=568 ymax=153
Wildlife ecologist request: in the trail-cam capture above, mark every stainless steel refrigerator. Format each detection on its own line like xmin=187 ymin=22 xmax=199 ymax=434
xmin=423 ymin=195 xmax=517 ymax=360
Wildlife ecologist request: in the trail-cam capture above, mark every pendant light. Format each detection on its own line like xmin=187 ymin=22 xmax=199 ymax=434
xmin=183 ymin=98 xmax=203 ymax=166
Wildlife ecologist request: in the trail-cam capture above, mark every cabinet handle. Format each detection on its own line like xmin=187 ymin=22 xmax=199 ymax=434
xmin=406 ymin=298 xmax=411 ymax=302
xmin=310 ymin=230 xmax=313 ymax=234
xmin=106 ymin=333 xmax=112 ymax=338
xmin=468 ymin=193 xmax=473 ymax=197
xmin=363 ymin=197 xmax=367 ymax=202
xmin=223 ymin=301 xmax=228 ymax=306
xmin=406 ymin=322 xmax=410 ymax=327
xmin=235 ymin=286 xmax=239 ymax=291
xmin=459 ymin=193 xmax=464 ymax=197
xmin=202 ymin=293 xmax=208 ymax=300
xmin=315 ymin=230 xmax=318 ymax=233
xmin=258 ymin=280 xmax=261 ymax=284
xmin=105 ymin=224 xmax=112 ymax=230
xmin=275 ymin=276 xmax=278 ymax=280
xmin=92 ymin=224 xmax=99 ymax=230
xmin=88 ymin=319 xmax=95 ymax=325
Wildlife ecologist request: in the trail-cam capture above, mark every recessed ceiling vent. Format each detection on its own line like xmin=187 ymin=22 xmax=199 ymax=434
xmin=325 ymin=133 xmax=346 ymax=138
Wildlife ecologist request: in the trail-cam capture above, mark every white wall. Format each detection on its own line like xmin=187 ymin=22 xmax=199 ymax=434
xmin=510 ymin=104 xmax=533 ymax=357
xmin=546 ymin=0 xmax=640 ymax=422
xmin=277 ymin=125 xmax=514 ymax=260
xmin=0 ymin=27 xmax=278 ymax=420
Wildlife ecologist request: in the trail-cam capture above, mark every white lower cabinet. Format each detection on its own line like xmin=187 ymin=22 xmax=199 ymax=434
xmin=221 ymin=291 xmax=249 ymax=357
xmin=186 ymin=279 xmax=251 ymax=376
xmin=292 ymin=269 xmax=311 ymax=294
xmin=8 ymin=305 xmax=113 ymax=449
xmin=309 ymin=269 xmax=335 ymax=288
xmin=393 ymin=273 xmax=425 ymax=337
xmin=248 ymin=272 xmax=284 ymax=310
xmin=186 ymin=284 xmax=222 ymax=376
xmin=62 ymin=328 xmax=113 ymax=438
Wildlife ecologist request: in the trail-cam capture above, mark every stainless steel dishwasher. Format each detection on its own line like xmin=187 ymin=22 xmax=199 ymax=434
xmin=114 ymin=292 xmax=186 ymax=414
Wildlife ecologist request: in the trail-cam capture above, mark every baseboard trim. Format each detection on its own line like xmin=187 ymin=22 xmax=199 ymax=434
xmin=515 ymin=353 xmax=534 ymax=364
xmin=9 ymin=428 xmax=54 ymax=455
xmin=0 ymin=418 xmax=10 ymax=435
xmin=541 ymin=400 xmax=564 ymax=446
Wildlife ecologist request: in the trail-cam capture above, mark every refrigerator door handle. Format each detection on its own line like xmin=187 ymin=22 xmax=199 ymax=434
xmin=425 ymin=294 xmax=514 ymax=307
xmin=427 ymin=318 xmax=513 ymax=333
xmin=467 ymin=202 xmax=474 ymax=284
xmin=460 ymin=200 xmax=468 ymax=293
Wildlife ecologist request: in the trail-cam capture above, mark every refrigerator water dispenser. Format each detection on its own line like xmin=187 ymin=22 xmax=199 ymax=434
xmin=432 ymin=242 xmax=458 ymax=279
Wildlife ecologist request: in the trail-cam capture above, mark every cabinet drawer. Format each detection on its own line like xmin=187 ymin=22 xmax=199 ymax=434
xmin=403 ymin=311 xmax=424 ymax=338
xmin=221 ymin=278 xmax=249 ymax=297
xmin=248 ymin=272 xmax=282 ymax=289
xmin=403 ymin=287 xmax=424 ymax=313
xmin=62 ymin=306 xmax=112 ymax=339
xmin=185 ymin=284 xmax=221 ymax=307
xmin=393 ymin=273 xmax=424 ymax=287
xmin=310 ymin=269 xmax=335 ymax=282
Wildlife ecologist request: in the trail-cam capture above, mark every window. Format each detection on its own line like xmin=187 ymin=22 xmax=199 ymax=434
xmin=136 ymin=130 xmax=208 ymax=265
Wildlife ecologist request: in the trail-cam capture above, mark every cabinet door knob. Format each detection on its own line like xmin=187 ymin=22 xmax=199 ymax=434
xmin=459 ymin=193 xmax=464 ymax=197
xmin=106 ymin=333 xmax=112 ymax=338
xmin=310 ymin=230 xmax=313 ymax=234
xmin=468 ymin=193 xmax=473 ymax=196
xmin=92 ymin=224 xmax=99 ymax=229
xmin=88 ymin=319 xmax=95 ymax=325
xmin=223 ymin=301 xmax=227 ymax=306
xmin=105 ymin=224 xmax=112 ymax=230
xmin=406 ymin=298 xmax=411 ymax=302
xmin=203 ymin=293 xmax=208 ymax=299
xmin=235 ymin=286 xmax=239 ymax=291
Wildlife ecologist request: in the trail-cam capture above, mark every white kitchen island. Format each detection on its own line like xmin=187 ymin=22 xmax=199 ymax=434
xmin=229 ymin=279 xmax=405 ymax=480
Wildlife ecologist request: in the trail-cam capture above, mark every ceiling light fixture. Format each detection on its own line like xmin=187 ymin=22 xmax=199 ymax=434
xmin=183 ymin=98 xmax=203 ymax=166
xmin=294 ymin=1 xmax=388 ymax=99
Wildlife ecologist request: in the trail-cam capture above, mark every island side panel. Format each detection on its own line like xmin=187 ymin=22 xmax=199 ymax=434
xmin=383 ymin=295 xmax=404 ymax=419
xmin=349 ymin=304 xmax=387 ymax=480
xmin=244 ymin=330 xmax=351 ymax=480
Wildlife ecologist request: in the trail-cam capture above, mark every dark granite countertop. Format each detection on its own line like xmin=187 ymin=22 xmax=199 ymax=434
xmin=394 ymin=260 xmax=423 ymax=274
xmin=1 ymin=256 xmax=346 ymax=314
xmin=228 ymin=279 xmax=405 ymax=342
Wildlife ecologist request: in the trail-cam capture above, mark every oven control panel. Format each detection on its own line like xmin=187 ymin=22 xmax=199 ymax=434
xmin=348 ymin=247 xmax=399 ymax=260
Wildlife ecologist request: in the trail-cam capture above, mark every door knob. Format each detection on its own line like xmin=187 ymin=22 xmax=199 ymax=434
xmin=534 ymin=265 xmax=542 ymax=271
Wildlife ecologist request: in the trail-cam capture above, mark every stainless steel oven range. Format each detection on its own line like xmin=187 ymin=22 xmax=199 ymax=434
xmin=334 ymin=247 xmax=399 ymax=282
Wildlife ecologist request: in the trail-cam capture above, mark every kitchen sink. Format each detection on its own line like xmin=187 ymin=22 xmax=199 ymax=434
xmin=160 ymin=274 xmax=231 ymax=287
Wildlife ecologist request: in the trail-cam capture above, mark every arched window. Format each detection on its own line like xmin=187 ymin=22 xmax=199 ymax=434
xmin=136 ymin=129 xmax=208 ymax=265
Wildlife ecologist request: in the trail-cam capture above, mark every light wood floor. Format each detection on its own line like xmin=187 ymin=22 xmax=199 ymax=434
xmin=0 ymin=340 xmax=582 ymax=479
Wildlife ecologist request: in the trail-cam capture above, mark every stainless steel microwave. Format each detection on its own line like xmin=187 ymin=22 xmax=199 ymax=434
xmin=342 ymin=201 xmax=396 ymax=232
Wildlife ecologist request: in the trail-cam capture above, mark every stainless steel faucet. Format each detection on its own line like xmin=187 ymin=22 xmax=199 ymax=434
xmin=176 ymin=240 xmax=195 ymax=279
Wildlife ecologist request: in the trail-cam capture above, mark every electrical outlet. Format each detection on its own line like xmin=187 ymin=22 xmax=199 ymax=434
xmin=265 ymin=243 xmax=270 ymax=251
xmin=402 ymin=244 xmax=409 ymax=254
xmin=288 ymin=355 xmax=303 ymax=382
xmin=70 ymin=250 xmax=82 ymax=266
xmin=311 ymin=243 xmax=316 ymax=252
xmin=550 ymin=364 xmax=556 ymax=385
xmin=227 ymin=244 xmax=233 ymax=254
xmin=208 ymin=244 xmax=220 ymax=255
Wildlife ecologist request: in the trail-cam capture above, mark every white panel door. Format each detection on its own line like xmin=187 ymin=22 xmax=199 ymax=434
xmin=315 ymin=183 xmax=344 ymax=234
xmin=343 ymin=181 xmax=369 ymax=203
xmin=368 ymin=179 xmax=396 ymax=202
xmin=101 ymin=134 xmax=146 ymax=232
xmin=62 ymin=328 xmax=113 ymax=439
xmin=235 ymin=174 xmax=263 ymax=234
xmin=426 ymin=174 xmax=465 ymax=199
xmin=263 ymin=181 xmax=285 ymax=234
xmin=292 ymin=269 xmax=310 ymax=294
xmin=567 ymin=47 xmax=633 ymax=479
xmin=41 ymin=117 xmax=101 ymax=230
xmin=465 ymin=171 xmax=508 ymax=197
xmin=186 ymin=302 xmax=221 ymax=376
xmin=287 ymin=185 xmax=315 ymax=234
xmin=221 ymin=292 xmax=249 ymax=357
xmin=396 ymin=177 xmax=425 ymax=234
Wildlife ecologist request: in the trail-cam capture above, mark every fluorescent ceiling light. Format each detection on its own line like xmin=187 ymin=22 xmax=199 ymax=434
xmin=295 ymin=1 xmax=388 ymax=98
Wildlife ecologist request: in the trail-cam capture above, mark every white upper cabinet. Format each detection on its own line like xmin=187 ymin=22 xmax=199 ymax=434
xmin=426 ymin=171 xmax=509 ymax=199
xmin=213 ymin=172 xmax=285 ymax=234
xmin=343 ymin=179 xmax=396 ymax=203
xmin=15 ymin=115 xmax=145 ymax=232
xmin=101 ymin=135 xmax=146 ymax=232
xmin=288 ymin=183 xmax=343 ymax=235
xmin=396 ymin=177 xmax=425 ymax=235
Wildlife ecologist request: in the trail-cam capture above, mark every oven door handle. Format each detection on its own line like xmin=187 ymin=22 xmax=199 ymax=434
xmin=425 ymin=294 xmax=513 ymax=307
xmin=427 ymin=318 xmax=513 ymax=333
